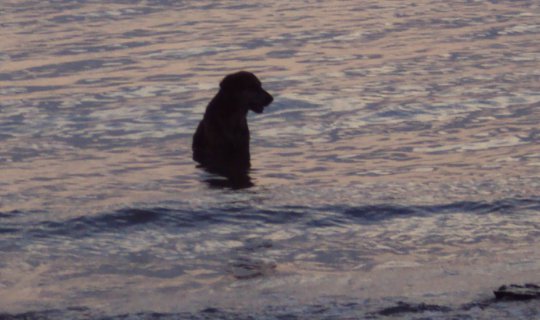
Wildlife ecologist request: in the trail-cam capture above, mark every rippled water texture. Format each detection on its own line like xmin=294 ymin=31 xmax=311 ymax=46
xmin=1 ymin=0 xmax=540 ymax=318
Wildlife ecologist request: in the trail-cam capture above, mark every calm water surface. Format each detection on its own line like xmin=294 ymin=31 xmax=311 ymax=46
xmin=1 ymin=0 xmax=540 ymax=318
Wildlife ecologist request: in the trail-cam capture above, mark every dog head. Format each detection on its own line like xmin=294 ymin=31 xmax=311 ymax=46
xmin=220 ymin=71 xmax=273 ymax=114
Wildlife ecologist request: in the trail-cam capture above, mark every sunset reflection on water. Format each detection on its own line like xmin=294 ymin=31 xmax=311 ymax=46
xmin=1 ymin=0 xmax=539 ymax=318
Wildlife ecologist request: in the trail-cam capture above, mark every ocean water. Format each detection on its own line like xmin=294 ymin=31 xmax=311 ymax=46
xmin=1 ymin=0 xmax=540 ymax=319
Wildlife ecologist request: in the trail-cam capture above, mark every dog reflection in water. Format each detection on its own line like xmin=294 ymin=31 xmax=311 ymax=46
xmin=192 ymin=71 xmax=274 ymax=189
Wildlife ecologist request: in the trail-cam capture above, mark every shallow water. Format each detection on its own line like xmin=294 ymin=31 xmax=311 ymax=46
xmin=1 ymin=0 xmax=540 ymax=318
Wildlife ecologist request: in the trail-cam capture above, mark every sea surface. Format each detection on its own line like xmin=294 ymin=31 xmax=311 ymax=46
xmin=1 ymin=0 xmax=540 ymax=319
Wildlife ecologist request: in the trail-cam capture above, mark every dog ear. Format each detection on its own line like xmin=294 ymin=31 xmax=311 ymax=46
xmin=220 ymin=71 xmax=260 ymax=91
xmin=219 ymin=73 xmax=235 ymax=91
xmin=220 ymin=72 xmax=247 ymax=91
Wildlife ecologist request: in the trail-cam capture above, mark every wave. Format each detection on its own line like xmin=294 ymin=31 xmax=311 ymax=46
xmin=2 ymin=197 xmax=538 ymax=240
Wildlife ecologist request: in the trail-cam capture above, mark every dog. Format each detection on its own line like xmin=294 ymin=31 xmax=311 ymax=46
xmin=192 ymin=71 xmax=273 ymax=186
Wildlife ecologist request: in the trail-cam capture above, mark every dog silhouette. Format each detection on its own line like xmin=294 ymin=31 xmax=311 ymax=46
xmin=192 ymin=71 xmax=273 ymax=188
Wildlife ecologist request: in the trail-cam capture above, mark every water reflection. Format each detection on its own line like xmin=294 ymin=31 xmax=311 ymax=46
xmin=198 ymin=165 xmax=254 ymax=189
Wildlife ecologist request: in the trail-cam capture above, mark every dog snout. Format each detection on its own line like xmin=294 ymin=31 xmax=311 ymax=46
xmin=263 ymin=89 xmax=273 ymax=105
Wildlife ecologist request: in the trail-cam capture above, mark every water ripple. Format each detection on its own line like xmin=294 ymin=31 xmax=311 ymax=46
xmin=2 ymin=0 xmax=540 ymax=316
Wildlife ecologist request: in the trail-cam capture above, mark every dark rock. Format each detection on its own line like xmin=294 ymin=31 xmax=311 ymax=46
xmin=494 ymin=283 xmax=540 ymax=301
xmin=201 ymin=307 xmax=220 ymax=313
xmin=377 ymin=301 xmax=452 ymax=316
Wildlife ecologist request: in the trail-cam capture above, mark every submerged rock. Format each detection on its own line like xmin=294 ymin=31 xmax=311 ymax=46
xmin=494 ymin=283 xmax=540 ymax=301
xmin=228 ymin=257 xmax=277 ymax=279
xmin=377 ymin=301 xmax=452 ymax=316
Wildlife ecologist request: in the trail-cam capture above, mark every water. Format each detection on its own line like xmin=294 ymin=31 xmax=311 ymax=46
xmin=1 ymin=0 xmax=540 ymax=318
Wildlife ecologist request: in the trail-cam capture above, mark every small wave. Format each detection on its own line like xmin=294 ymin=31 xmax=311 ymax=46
xmin=2 ymin=296 xmax=539 ymax=320
xmin=16 ymin=205 xmax=307 ymax=239
xmin=4 ymin=197 xmax=538 ymax=240
xmin=308 ymin=197 xmax=540 ymax=227
xmin=27 ymin=207 xmax=211 ymax=238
